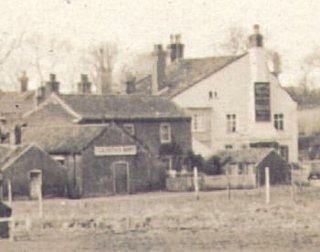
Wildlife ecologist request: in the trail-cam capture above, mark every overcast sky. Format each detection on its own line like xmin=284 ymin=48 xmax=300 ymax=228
xmin=0 ymin=0 xmax=319 ymax=90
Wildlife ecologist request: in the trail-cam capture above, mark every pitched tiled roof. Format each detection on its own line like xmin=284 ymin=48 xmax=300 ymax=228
xmin=0 ymin=144 xmax=66 ymax=173
xmin=0 ymin=145 xmax=12 ymax=161
xmin=217 ymin=148 xmax=274 ymax=165
xmin=58 ymin=94 xmax=189 ymax=120
xmin=22 ymin=125 xmax=108 ymax=154
xmin=0 ymin=91 xmax=36 ymax=115
xmin=136 ymin=54 xmax=246 ymax=98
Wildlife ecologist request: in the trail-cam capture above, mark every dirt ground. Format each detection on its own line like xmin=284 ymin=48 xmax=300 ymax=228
xmin=1 ymin=186 xmax=320 ymax=251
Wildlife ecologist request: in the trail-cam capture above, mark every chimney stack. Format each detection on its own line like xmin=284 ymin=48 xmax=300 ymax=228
xmin=77 ymin=74 xmax=92 ymax=94
xmin=125 ymin=74 xmax=136 ymax=94
xmin=248 ymin=25 xmax=269 ymax=83
xmin=167 ymin=34 xmax=184 ymax=63
xmin=46 ymin=73 xmax=60 ymax=95
xmin=36 ymin=85 xmax=46 ymax=105
xmin=151 ymin=44 xmax=167 ymax=95
xmin=36 ymin=74 xmax=60 ymax=105
xmin=248 ymin=24 xmax=263 ymax=48
xmin=10 ymin=124 xmax=21 ymax=145
xmin=99 ymin=48 xmax=113 ymax=95
xmin=19 ymin=71 xmax=28 ymax=93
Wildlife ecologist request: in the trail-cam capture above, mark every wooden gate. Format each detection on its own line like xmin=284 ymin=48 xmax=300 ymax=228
xmin=112 ymin=162 xmax=129 ymax=194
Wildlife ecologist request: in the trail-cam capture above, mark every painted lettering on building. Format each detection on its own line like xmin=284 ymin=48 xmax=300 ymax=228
xmin=94 ymin=145 xmax=137 ymax=156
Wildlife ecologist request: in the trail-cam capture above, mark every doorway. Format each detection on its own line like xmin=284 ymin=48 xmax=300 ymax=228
xmin=29 ymin=169 xmax=42 ymax=200
xmin=112 ymin=162 xmax=129 ymax=194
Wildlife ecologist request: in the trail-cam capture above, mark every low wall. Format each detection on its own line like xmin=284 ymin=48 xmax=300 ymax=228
xmin=202 ymin=175 xmax=256 ymax=190
xmin=166 ymin=177 xmax=195 ymax=192
xmin=166 ymin=174 xmax=256 ymax=191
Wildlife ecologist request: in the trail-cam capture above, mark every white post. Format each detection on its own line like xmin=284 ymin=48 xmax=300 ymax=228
xmin=8 ymin=180 xmax=12 ymax=207
xmin=290 ymin=163 xmax=294 ymax=201
xmin=38 ymin=183 xmax=43 ymax=218
xmin=9 ymin=218 xmax=14 ymax=242
xmin=193 ymin=167 xmax=199 ymax=200
xmin=265 ymin=167 xmax=270 ymax=204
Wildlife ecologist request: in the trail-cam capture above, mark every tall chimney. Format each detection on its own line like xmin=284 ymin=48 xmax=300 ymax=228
xmin=248 ymin=24 xmax=263 ymax=48
xmin=10 ymin=124 xmax=21 ymax=145
xmin=125 ymin=74 xmax=136 ymax=94
xmin=36 ymin=85 xmax=46 ymax=105
xmin=45 ymin=73 xmax=60 ymax=95
xmin=248 ymin=25 xmax=269 ymax=82
xmin=19 ymin=71 xmax=28 ymax=93
xmin=151 ymin=44 xmax=167 ymax=95
xmin=77 ymin=74 xmax=92 ymax=94
xmin=167 ymin=34 xmax=184 ymax=63
xmin=99 ymin=48 xmax=112 ymax=95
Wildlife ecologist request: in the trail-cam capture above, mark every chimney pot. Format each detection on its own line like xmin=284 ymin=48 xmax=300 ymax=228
xmin=170 ymin=34 xmax=174 ymax=43
xmin=45 ymin=73 xmax=60 ymax=96
xmin=19 ymin=71 xmax=28 ymax=93
xmin=253 ymin=24 xmax=260 ymax=34
xmin=167 ymin=34 xmax=184 ymax=63
xmin=78 ymin=74 xmax=91 ymax=94
xmin=175 ymin=34 xmax=181 ymax=44
xmin=50 ymin=73 xmax=56 ymax=82
xmin=249 ymin=24 xmax=263 ymax=48
xmin=81 ymin=74 xmax=88 ymax=82
xmin=126 ymin=76 xmax=136 ymax=94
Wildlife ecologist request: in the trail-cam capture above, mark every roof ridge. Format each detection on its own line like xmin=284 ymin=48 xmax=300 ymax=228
xmin=181 ymin=54 xmax=244 ymax=62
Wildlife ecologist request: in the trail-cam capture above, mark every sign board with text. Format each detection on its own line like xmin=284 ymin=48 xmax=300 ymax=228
xmin=94 ymin=145 xmax=137 ymax=156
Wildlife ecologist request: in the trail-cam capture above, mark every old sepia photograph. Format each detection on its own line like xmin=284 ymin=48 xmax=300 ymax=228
xmin=0 ymin=0 xmax=319 ymax=251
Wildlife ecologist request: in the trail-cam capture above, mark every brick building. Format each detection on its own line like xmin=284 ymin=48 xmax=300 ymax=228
xmin=22 ymin=125 xmax=160 ymax=198
xmin=22 ymin=92 xmax=192 ymax=197
xmin=23 ymin=93 xmax=192 ymax=171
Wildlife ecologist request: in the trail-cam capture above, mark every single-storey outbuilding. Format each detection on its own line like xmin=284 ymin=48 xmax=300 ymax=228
xmin=218 ymin=148 xmax=291 ymax=187
xmin=22 ymin=124 xmax=164 ymax=198
xmin=0 ymin=144 xmax=66 ymax=199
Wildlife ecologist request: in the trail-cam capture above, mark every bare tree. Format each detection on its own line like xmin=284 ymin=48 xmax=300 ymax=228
xmin=0 ymin=31 xmax=24 ymax=67
xmin=299 ymin=48 xmax=320 ymax=90
xmin=25 ymin=34 xmax=72 ymax=84
xmin=219 ymin=26 xmax=248 ymax=55
xmin=86 ymin=42 xmax=118 ymax=94
xmin=0 ymin=31 xmax=25 ymax=90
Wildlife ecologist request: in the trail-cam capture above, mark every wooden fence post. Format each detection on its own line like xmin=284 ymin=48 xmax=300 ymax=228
xmin=265 ymin=167 xmax=270 ymax=204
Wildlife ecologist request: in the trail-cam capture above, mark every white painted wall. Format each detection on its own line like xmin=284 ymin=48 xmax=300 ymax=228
xmin=173 ymin=52 xmax=298 ymax=162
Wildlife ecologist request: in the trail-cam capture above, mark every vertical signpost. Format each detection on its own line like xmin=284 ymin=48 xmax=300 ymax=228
xmin=193 ymin=167 xmax=199 ymax=200
xmin=265 ymin=167 xmax=270 ymax=204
